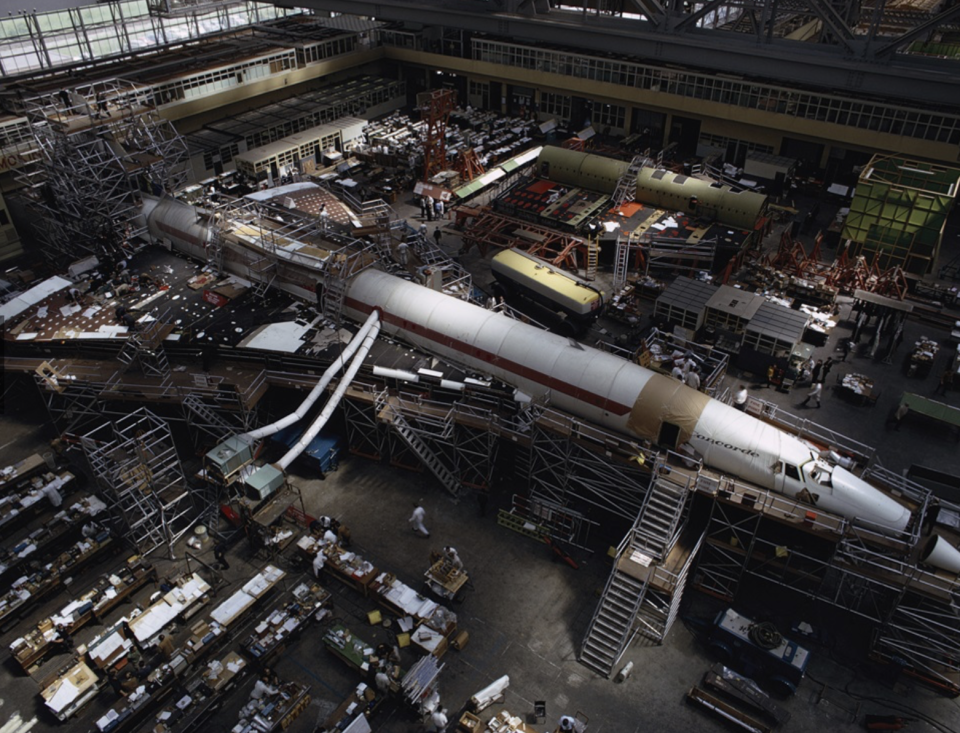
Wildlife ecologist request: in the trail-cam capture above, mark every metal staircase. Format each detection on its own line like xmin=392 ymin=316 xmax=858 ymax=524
xmin=579 ymin=564 xmax=648 ymax=677
xmin=631 ymin=470 xmax=691 ymax=560
xmin=579 ymin=464 xmax=693 ymax=677
xmin=387 ymin=409 xmax=461 ymax=497
xmin=182 ymin=392 xmax=241 ymax=443
xmin=249 ymin=256 xmax=277 ymax=300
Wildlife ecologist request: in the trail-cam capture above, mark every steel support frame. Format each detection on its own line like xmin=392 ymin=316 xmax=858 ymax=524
xmin=527 ymin=416 xmax=652 ymax=521
xmin=80 ymin=407 xmax=194 ymax=557
xmin=17 ymin=79 xmax=189 ymax=262
xmin=875 ymin=591 xmax=960 ymax=691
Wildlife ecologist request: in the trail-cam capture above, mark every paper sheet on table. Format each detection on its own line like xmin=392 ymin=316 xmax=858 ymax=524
xmin=46 ymin=679 xmax=80 ymax=712
xmin=89 ymin=631 xmax=124 ymax=661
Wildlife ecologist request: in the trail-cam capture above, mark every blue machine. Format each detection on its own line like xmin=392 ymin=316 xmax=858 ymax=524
xmin=270 ymin=425 xmax=341 ymax=474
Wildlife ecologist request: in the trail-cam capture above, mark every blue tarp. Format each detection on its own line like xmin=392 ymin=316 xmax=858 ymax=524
xmin=270 ymin=424 xmax=342 ymax=473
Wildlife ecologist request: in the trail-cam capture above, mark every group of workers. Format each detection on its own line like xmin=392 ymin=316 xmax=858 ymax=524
xmin=670 ymin=351 xmax=703 ymax=391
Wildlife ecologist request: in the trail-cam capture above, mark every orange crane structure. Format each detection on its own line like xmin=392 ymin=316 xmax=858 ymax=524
xmin=419 ymin=89 xmax=456 ymax=181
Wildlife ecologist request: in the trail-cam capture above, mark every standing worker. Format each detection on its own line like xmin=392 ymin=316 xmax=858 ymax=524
xmin=433 ymin=226 xmax=443 ymax=248
xmin=213 ymin=541 xmax=230 ymax=570
xmin=397 ymin=240 xmax=409 ymax=267
xmin=821 ymin=357 xmax=835 ymax=384
xmin=157 ymin=634 xmax=175 ymax=661
xmin=312 ymin=549 xmax=326 ymax=578
xmin=427 ymin=706 xmax=448 ymax=732
xmin=800 ymin=381 xmax=823 ymax=408
xmin=733 ymin=385 xmax=748 ymax=411
xmin=409 ymin=500 xmax=430 ymax=537
xmin=811 ymin=359 xmax=824 ymax=383
xmin=558 ymin=715 xmax=577 ymax=731
xmin=684 ymin=368 xmax=701 ymax=391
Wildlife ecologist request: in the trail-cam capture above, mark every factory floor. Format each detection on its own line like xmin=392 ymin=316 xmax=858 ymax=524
xmin=1 ymin=193 xmax=960 ymax=733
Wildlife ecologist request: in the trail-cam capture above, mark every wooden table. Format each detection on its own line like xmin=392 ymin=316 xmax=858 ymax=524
xmin=838 ymin=373 xmax=874 ymax=405
xmin=40 ymin=659 xmax=101 ymax=721
xmin=425 ymin=559 xmax=468 ymax=601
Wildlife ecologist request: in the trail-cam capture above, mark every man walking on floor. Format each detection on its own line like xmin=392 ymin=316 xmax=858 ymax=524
xmin=800 ymin=381 xmax=822 ymax=408
xmin=409 ymin=500 xmax=430 ymax=537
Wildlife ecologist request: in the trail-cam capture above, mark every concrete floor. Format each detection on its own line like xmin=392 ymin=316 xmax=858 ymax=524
xmin=1 ymin=191 xmax=960 ymax=733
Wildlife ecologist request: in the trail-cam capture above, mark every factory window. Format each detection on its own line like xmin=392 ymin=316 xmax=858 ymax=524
xmin=470 ymin=38 xmax=960 ymax=147
xmin=593 ymin=103 xmax=625 ymax=129
xmin=540 ymin=92 xmax=571 ymax=120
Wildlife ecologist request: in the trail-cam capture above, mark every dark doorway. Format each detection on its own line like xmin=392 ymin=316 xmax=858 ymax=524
xmin=668 ymin=115 xmax=701 ymax=157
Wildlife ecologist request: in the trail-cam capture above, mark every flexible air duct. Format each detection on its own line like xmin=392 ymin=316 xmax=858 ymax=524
xmin=243 ymin=310 xmax=380 ymax=441
xmin=276 ymin=318 xmax=381 ymax=470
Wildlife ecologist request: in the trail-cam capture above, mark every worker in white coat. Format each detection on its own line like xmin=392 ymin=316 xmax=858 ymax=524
xmin=251 ymin=675 xmax=278 ymax=700
xmin=443 ymin=546 xmax=463 ymax=571
xmin=426 ymin=705 xmax=448 ymax=731
xmin=409 ymin=500 xmax=429 ymax=537
xmin=312 ymin=550 xmax=326 ymax=578
xmin=733 ymin=384 xmax=749 ymax=411
xmin=800 ymin=381 xmax=823 ymax=409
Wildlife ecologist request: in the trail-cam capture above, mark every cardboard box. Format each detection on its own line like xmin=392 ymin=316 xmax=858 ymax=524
xmin=457 ymin=711 xmax=481 ymax=732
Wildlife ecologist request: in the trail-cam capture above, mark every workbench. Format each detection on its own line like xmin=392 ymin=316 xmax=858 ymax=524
xmin=10 ymin=557 xmax=155 ymax=672
xmin=0 ymin=470 xmax=75 ymax=530
xmin=207 ymin=564 xmax=286 ymax=628
xmin=233 ymin=681 xmax=311 ymax=733
xmin=241 ymin=582 xmax=330 ymax=668
xmin=424 ymin=559 xmax=468 ymax=601
xmin=40 ymin=659 xmax=101 ymax=721
xmin=128 ymin=573 xmax=211 ymax=647
xmin=323 ymin=624 xmax=376 ymax=673
xmin=151 ymin=652 xmax=249 ymax=733
xmin=94 ymin=657 xmax=184 ymax=733
xmin=0 ymin=492 xmax=106 ymax=585
xmin=484 ymin=710 xmax=540 ymax=733
xmin=0 ymin=531 xmax=115 ymax=629
xmin=318 ymin=684 xmax=384 ymax=733
xmin=320 ymin=545 xmax=377 ymax=596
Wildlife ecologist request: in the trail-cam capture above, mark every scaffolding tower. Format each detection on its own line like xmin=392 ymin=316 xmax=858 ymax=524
xmin=16 ymin=78 xmax=189 ymax=262
xmin=81 ymin=408 xmax=195 ymax=556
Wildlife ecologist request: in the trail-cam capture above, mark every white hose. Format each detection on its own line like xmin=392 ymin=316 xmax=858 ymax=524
xmin=277 ymin=318 xmax=381 ymax=470
xmin=242 ymin=310 xmax=380 ymax=441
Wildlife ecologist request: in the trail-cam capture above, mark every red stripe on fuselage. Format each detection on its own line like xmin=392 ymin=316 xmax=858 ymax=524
xmin=344 ymin=295 xmax=633 ymax=416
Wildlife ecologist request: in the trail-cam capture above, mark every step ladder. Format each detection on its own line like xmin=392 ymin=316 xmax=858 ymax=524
xmin=585 ymin=236 xmax=600 ymax=282
xmin=182 ymin=392 xmax=241 ymax=443
xmin=611 ymin=154 xmax=648 ymax=207
xmin=579 ymin=568 xmax=648 ymax=677
xmin=322 ymin=272 xmax=347 ymax=324
xmin=612 ymin=233 xmax=631 ymax=290
xmin=249 ymin=256 xmax=277 ymax=300
xmin=388 ymin=409 xmax=461 ymax=497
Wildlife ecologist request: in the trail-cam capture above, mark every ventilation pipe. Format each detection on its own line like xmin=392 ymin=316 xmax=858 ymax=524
xmin=276 ymin=317 xmax=380 ymax=471
xmin=242 ymin=310 xmax=380 ymax=442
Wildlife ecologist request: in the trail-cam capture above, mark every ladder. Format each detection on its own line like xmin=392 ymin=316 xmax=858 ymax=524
xmin=387 ymin=409 xmax=461 ymax=497
xmin=612 ymin=233 xmax=631 ymax=290
xmin=611 ymin=154 xmax=648 ymax=207
xmin=249 ymin=256 xmax=277 ymax=300
xmin=579 ymin=567 xmax=648 ymax=677
xmin=585 ymin=236 xmax=600 ymax=282
xmin=322 ymin=271 xmax=347 ymax=324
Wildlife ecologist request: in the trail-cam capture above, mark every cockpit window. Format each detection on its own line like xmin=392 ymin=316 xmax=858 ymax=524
xmin=784 ymin=463 xmax=801 ymax=481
